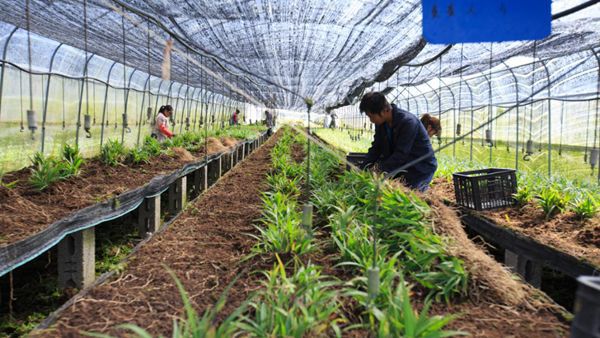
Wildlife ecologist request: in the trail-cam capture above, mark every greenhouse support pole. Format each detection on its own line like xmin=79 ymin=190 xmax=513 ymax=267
xmin=593 ymin=49 xmax=600 ymax=184
xmin=541 ymin=61 xmax=552 ymax=177
xmin=487 ymin=44 xmax=494 ymax=164
xmin=440 ymin=78 xmax=456 ymax=157
xmin=191 ymin=88 xmax=200 ymax=131
xmin=122 ymin=69 xmax=137 ymax=144
xmin=75 ymin=54 xmax=95 ymax=148
xmin=456 ymin=44 xmax=464 ymax=154
xmin=465 ymin=81 xmax=475 ymax=162
xmin=100 ymin=61 xmax=118 ymax=149
xmin=153 ymin=79 xmax=165 ymax=122
xmin=172 ymin=84 xmax=183 ymax=132
xmin=179 ymin=85 xmax=190 ymax=134
xmin=188 ymin=87 xmax=198 ymax=131
xmin=0 ymin=27 xmax=19 ymax=121
xmin=41 ymin=44 xmax=63 ymax=153
xmin=136 ymin=74 xmax=151 ymax=146
xmin=506 ymin=66 xmax=520 ymax=170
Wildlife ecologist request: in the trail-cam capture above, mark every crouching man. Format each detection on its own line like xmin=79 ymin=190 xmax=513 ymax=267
xmin=359 ymin=92 xmax=437 ymax=191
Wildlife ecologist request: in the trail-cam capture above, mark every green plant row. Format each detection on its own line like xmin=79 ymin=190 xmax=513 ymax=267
xmin=436 ymin=156 xmax=600 ymax=220
xmin=314 ymin=128 xmax=600 ymax=221
xmin=18 ymin=125 xmax=265 ymax=191
xmin=28 ymin=144 xmax=84 ymax=190
xmin=104 ymin=127 xmax=465 ymax=337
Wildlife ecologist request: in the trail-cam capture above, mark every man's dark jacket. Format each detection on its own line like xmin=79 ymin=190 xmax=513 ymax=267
xmin=365 ymin=104 xmax=437 ymax=187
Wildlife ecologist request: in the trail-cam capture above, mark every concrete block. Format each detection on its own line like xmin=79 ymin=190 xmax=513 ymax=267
xmin=207 ymin=158 xmax=220 ymax=187
xmin=137 ymin=195 xmax=161 ymax=237
xmin=190 ymin=166 xmax=207 ymax=199
xmin=504 ymin=249 xmax=542 ymax=288
xmin=58 ymin=228 xmax=95 ymax=289
xmin=167 ymin=176 xmax=187 ymax=215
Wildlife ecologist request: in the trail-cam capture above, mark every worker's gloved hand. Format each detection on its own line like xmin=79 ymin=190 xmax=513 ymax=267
xmin=362 ymin=161 xmax=375 ymax=170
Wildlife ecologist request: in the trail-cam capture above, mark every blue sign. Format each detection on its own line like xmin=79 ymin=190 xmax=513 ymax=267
xmin=422 ymin=0 xmax=551 ymax=43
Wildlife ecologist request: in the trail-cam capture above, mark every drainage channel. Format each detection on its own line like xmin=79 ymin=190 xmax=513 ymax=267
xmin=0 ymin=133 xmax=269 ymax=336
xmin=460 ymin=211 xmax=599 ymax=311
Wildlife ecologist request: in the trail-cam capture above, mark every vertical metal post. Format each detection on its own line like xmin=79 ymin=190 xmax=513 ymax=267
xmin=100 ymin=61 xmax=118 ymax=149
xmin=136 ymin=75 xmax=151 ymax=146
xmin=75 ymin=54 xmax=95 ymax=147
xmin=122 ymin=69 xmax=137 ymax=144
xmin=0 ymin=27 xmax=19 ymax=121
xmin=592 ymin=49 xmax=600 ymax=184
xmin=540 ymin=61 xmax=552 ymax=177
xmin=41 ymin=44 xmax=63 ymax=153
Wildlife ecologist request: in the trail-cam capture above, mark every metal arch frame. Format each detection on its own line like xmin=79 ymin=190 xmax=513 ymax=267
xmin=152 ymin=79 xmax=166 ymax=118
xmin=416 ymin=92 xmax=430 ymax=115
xmin=186 ymin=86 xmax=197 ymax=131
xmin=179 ymin=84 xmax=195 ymax=133
xmin=500 ymin=61 xmax=522 ymax=170
xmin=539 ymin=59 xmax=553 ymax=177
xmin=120 ymin=67 xmax=138 ymax=143
xmin=136 ymin=73 xmax=152 ymax=146
xmin=0 ymin=26 xmax=20 ymax=120
xmin=41 ymin=43 xmax=64 ymax=153
xmin=476 ymin=68 xmax=494 ymax=152
xmin=461 ymin=77 xmax=476 ymax=161
xmin=439 ymin=77 xmax=456 ymax=155
xmin=173 ymin=83 xmax=187 ymax=132
xmin=191 ymin=87 xmax=201 ymax=131
xmin=75 ymin=53 xmax=97 ymax=147
xmin=177 ymin=84 xmax=191 ymax=134
xmin=422 ymin=81 xmax=441 ymax=115
xmin=591 ymin=48 xmax=600 ymax=184
xmin=100 ymin=61 xmax=119 ymax=148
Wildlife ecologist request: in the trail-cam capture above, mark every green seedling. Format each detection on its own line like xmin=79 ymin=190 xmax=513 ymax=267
xmin=61 ymin=144 xmax=84 ymax=177
xmin=571 ymin=194 xmax=599 ymax=220
xmin=28 ymin=153 xmax=68 ymax=191
xmin=537 ymin=188 xmax=569 ymax=219
xmin=513 ymin=185 xmax=533 ymax=206
xmin=101 ymin=139 xmax=127 ymax=166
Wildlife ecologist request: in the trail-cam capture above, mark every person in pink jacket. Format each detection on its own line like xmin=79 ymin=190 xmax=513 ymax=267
xmin=154 ymin=105 xmax=174 ymax=142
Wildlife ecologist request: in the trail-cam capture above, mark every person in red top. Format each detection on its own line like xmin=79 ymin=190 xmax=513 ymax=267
xmin=154 ymin=105 xmax=174 ymax=142
xmin=231 ymin=109 xmax=240 ymax=126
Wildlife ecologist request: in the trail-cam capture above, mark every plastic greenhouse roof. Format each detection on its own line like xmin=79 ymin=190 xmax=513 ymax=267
xmin=0 ymin=0 xmax=598 ymax=110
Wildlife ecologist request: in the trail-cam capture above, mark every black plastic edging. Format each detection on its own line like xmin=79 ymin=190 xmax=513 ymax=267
xmin=461 ymin=212 xmax=600 ymax=278
xmin=0 ymin=131 xmax=269 ymax=277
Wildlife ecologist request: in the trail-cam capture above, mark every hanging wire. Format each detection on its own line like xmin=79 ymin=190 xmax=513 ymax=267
xmin=487 ymin=43 xmax=494 ymax=158
xmin=457 ymin=44 xmax=464 ymax=144
xmin=25 ymin=0 xmax=33 ymax=112
xmin=19 ymin=67 xmax=24 ymax=132
xmin=185 ymin=48 xmax=190 ymax=132
xmin=121 ymin=5 xmax=129 ymax=141
xmin=146 ymin=19 xmax=152 ymax=124
xmin=61 ymin=76 xmax=66 ymax=129
xmin=437 ymin=53 xmax=442 ymax=147
xmin=558 ymin=102 xmax=564 ymax=156
xmin=524 ymin=41 xmax=538 ymax=161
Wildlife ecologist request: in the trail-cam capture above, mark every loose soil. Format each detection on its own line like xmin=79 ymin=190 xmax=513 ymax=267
xmin=32 ymin=132 xmax=279 ymax=337
xmin=0 ymin=138 xmax=243 ymax=247
xmin=430 ymin=178 xmax=600 ymax=267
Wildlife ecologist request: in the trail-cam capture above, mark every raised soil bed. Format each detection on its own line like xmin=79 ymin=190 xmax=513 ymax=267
xmin=0 ymin=136 xmax=254 ymax=248
xmin=430 ymin=178 xmax=600 ymax=268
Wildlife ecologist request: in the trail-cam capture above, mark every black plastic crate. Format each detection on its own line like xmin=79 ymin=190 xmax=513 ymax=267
xmin=346 ymin=152 xmax=367 ymax=170
xmin=453 ymin=168 xmax=517 ymax=211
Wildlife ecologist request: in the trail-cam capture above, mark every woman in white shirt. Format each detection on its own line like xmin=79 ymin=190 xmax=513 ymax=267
xmin=154 ymin=105 xmax=174 ymax=142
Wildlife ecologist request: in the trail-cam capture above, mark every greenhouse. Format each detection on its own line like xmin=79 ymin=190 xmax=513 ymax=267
xmin=0 ymin=0 xmax=599 ymax=336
